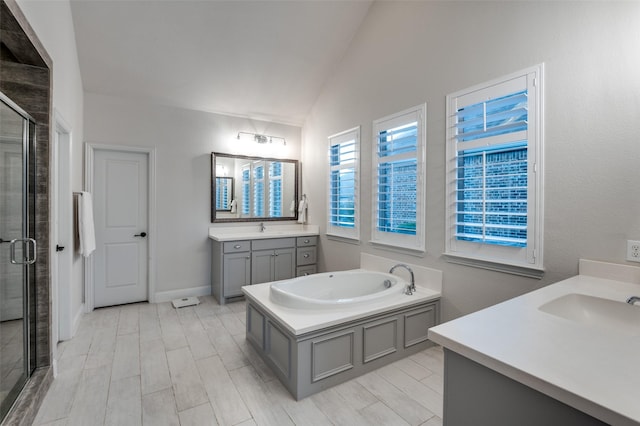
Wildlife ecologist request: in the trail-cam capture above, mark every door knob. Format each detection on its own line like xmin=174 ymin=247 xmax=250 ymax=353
xmin=134 ymin=232 xmax=147 ymax=238
xmin=56 ymin=245 xmax=65 ymax=252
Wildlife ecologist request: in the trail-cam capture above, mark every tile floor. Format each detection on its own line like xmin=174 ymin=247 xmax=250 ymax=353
xmin=34 ymin=296 xmax=444 ymax=426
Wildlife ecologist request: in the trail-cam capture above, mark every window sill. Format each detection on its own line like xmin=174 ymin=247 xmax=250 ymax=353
xmin=443 ymin=252 xmax=545 ymax=279
xmin=370 ymin=241 xmax=425 ymax=257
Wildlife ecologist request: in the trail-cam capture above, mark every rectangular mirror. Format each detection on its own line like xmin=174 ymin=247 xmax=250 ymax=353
xmin=211 ymin=152 xmax=299 ymax=222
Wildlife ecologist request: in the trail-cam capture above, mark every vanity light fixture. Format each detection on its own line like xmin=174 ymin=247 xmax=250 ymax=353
xmin=237 ymin=131 xmax=286 ymax=146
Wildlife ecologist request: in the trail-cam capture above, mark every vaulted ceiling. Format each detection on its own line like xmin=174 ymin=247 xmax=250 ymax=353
xmin=70 ymin=0 xmax=373 ymax=126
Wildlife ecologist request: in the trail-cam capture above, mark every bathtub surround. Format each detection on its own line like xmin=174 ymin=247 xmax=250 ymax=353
xmin=429 ymin=260 xmax=640 ymax=425
xmin=242 ymin=254 xmax=442 ymax=399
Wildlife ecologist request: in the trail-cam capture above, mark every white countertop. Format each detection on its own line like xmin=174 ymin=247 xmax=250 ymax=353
xmin=243 ymin=279 xmax=441 ymax=336
xmin=428 ymin=259 xmax=640 ymax=426
xmin=208 ymin=224 xmax=319 ymax=241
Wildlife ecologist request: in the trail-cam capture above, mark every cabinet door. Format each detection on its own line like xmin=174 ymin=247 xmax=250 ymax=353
xmin=223 ymin=252 xmax=251 ymax=297
xmin=251 ymin=249 xmax=274 ymax=285
xmin=273 ymin=247 xmax=295 ymax=281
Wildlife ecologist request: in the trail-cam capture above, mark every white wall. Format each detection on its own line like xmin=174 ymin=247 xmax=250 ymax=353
xmin=83 ymin=92 xmax=302 ymax=298
xmin=302 ymin=1 xmax=640 ymax=321
xmin=16 ymin=0 xmax=85 ymax=327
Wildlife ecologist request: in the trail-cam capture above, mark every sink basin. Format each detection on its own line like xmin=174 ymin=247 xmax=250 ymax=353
xmin=539 ymin=293 xmax=640 ymax=336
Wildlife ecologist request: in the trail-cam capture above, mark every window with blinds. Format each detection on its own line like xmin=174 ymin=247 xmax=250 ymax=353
xmin=372 ymin=105 xmax=426 ymax=251
xmin=215 ymin=177 xmax=230 ymax=210
xmin=269 ymin=161 xmax=282 ymax=217
xmin=445 ymin=65 xmax=544 ymax=271
xmin=327 ymin=127 xmax=359 ymax=240
xmin=252 ymin=162 xmax=265 ymax=217
xmin=241 ymin=167 xmax=250 ymax=216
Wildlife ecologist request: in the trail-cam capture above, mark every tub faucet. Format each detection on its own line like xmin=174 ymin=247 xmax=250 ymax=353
xmin=627 ymin=296 xmax=640 ymax=305
xmin=390 ymin=264 xmax=415 ymax=293
xmin=259 ymin=222 xmax=266 ymax=232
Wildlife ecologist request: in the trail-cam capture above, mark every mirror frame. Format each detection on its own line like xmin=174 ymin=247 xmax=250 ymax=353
xmin=211 ymin=152 xmax=299 ymax=223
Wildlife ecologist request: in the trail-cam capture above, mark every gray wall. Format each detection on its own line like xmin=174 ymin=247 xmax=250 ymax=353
xmin=83 ymin=92 xmax=302 ymax=297
xmin=301 ymin=1 xmax=640 ymax=321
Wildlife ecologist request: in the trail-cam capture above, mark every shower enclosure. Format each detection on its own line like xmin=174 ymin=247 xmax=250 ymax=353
xmin=0 ymin=91 xmax=37 ymax=421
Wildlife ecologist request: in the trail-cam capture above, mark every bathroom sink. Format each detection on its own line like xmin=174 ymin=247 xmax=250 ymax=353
xmin=538 ymin=293 xmax=640 ymax=336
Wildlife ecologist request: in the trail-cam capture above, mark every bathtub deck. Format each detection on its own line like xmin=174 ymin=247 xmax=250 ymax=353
xmin=244 ymin=291 xmax=440 ymax=400
xmin=242 ymin=281 xmax=441 ymax=336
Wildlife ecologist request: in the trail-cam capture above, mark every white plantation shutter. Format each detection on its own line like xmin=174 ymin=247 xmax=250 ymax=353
xmin=372 ymin=104 xmax=426 ymax=251
xmin=446 ymin=65 xmax=544 ymax=272
xmin=327 ymin=127 xmax=359 ymax=240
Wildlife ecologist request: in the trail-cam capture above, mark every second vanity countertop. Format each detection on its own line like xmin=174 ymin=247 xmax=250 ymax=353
xmin=428 ymin=259 xmax=640 ymax=426
xmin=208 ymin=224 xmax=319 ymax=241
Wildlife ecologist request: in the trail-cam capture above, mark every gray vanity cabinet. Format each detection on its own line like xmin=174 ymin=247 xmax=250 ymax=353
xmin=223 ymin=251 xmax=251 ymax=298
xmin=211 ymin=235 xmax=315 ymax=304
xmin=251 ymin=238 xmax=296 ymax=284
xmin=296 ymin=236 xmax=317 ymax=276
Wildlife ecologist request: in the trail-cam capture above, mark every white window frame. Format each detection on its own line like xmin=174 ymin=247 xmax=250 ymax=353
xmin=371 ymin=104 xmax=426 ymax=252
xmin=327 ymin=126 xmax=360 ymax=240
xmin=445 ymin=65 xmax=544 ymax=275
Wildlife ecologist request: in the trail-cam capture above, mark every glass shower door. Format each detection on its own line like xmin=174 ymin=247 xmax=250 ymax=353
xmin=0 ymin=97 xmax=30 ymax=419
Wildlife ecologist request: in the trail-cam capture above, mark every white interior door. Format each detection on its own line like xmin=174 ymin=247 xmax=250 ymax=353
xmin=93 ymin=149 xmax=148 ymax=308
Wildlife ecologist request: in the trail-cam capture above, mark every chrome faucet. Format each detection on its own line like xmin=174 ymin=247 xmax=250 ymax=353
xmin=627 ymin=296 xmax=640 ymax=305
xmin=389 ymin=264 xmax=415 ymax=293
xmin=259 ymin=222 xmax=266 ymax=232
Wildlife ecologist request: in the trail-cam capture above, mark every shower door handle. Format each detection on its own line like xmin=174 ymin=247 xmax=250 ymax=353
xmin=9 ymin=238 xmax=37 ymax=265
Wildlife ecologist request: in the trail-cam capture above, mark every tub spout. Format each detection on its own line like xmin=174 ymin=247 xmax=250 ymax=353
xmin=390 ymin=264 xmax=415 ymax=293
xmin=627 ymin=296 xmax=640 ymax=305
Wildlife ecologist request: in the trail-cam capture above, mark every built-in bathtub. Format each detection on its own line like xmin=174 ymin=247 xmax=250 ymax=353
xmin=270 ymin=270 xmax=405 ymax=309
xmin=242 ymin=254 xmax=442 ymax=400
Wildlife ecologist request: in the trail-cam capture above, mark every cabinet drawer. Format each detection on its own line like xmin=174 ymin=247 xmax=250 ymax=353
xmin=297 ymin=265 xmax=317 ymax=276
xmin=297 ymin=247 xmax=317 ymax=266
xmin=252 ymin=238 xmax=295 ymax=251
xmin=224 ymin=241 xmax=250 ymax=253
xmin=296 ymin=236 xmax=317 ymax=247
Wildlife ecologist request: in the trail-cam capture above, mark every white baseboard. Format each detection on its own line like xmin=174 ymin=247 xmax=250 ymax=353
xmin=153 ymin=285 xmax=211 ymax=304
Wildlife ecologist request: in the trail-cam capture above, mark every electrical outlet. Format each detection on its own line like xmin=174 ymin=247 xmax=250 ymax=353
xmin=627 ymin=240 xmax=640 ymax=262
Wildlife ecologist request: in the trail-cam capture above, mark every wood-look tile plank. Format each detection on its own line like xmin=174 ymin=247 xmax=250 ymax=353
xmin=186 ymin=327 xmax=217 ymax=360
xmin=32 ymin=355 xmax=85 ymax=424
xmin=375 ymin=364 xmax=443 ymax=418
xmin=393 ymin=357 xmax=434 ymax=381
xmin=139 ymin=303 xmax=162 ymax=342
xmin=84 ymin=327 xmax=116 ymax=370
xmin=409 ymin=349 xmax=444 ymax=376
xmin=140 ymin=338 xmax=172 ymax=395
xmin=142 ymin=388 xmax=180 ymax=426
xmin=264 ymin=376 xmax=332 ymax=426
xmin=111 ymin=333 xmax=140 ymax=380
xmin=356 ymin=371 xmax=435 ymax=426
xmin=166 ymin=346 xmax=209 ymax=412
xmin=361 ymin=401 xmax=411 ymax=426
xmin=218 ymin=312 xmax=245 ymax=336
xmin=160 ymin=315 xmax=189 ymax=351
xmin=229 ymin=365 xmax=294 ymax=426
xmin=196 ymin=355 xmax=252 ymax=426
xmin=421 ymin=415 xmax=443 ymax=426
xmin=309 ymin=387 xmax=371 ymax=426
xmin=66 ymin=366 xmax=111 ymax=426
xmin=104 ymin=375 xmax=142 ymax=426
xmin=178 ymin=402 xmax=219 ymax=426
xmin=333 ymin=379 xmax=379 ymax=411
xmin=117 ymin=304 xmax=140 ymax=335
xmin=421 ymin=373 xmax=444 ymax=395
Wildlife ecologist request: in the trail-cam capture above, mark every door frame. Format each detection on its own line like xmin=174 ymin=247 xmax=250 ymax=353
xmin=84 ymin=143 xmax=156 ymax=312
xmin=51 ymin=110 xmax=73 ymax=350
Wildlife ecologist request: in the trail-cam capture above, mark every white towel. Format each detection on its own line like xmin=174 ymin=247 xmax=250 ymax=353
xmin=78 ymin=191 xmax=96 ymax=257
xmin=229 ymin=199 xmax=237 ymax=213
xmin=297 ymin=197 xmax=307 ymax=224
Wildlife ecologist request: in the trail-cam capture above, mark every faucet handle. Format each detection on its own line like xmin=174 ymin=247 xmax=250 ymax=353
xmin=405 ymin=285 xmax=413 ymax=296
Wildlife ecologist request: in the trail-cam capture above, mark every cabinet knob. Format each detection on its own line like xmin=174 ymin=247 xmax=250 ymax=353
xmin=234 ymin=244 xmax=242 ymax=249
xmin=304 ymin=253 xmax=310 ymax=258
xmin=304 ymin=239 xmax=310 ymax=243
